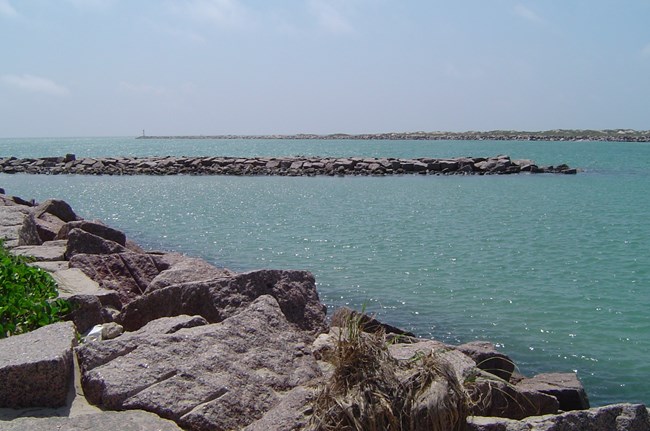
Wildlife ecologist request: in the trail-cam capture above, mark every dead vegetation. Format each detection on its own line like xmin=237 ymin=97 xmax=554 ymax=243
xmin=308 ymin=312 xmax=469 ymax=431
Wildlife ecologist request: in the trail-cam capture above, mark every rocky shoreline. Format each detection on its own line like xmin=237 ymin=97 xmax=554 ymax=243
xmin=1 ymin=191 xmax=648 ymax=430
xmin=0 ymin=154 xmax=578 ymax=176
xmin=136 ymin=129 xmax=650 ymax=142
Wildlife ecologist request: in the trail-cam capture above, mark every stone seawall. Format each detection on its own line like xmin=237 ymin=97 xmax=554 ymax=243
xmin=0 ymin=154 xmax=577 ymax=176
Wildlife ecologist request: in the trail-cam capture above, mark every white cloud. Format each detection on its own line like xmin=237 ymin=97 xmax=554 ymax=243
xmin=1 ymin=74 xmax=69 ymax=96
xmin=168 ymin=0 xmax=250 ymax=29
xmin=0 ymin=0 xmax=17 ymax=17
xmin=309 ymin=0 xmax=353 ymax=34
xmin=514 ymin=4 xmax=543 ymax=23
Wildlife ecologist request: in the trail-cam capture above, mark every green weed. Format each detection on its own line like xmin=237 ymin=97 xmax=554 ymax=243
xmin=0 ymin=239 xmax=71 ymax=338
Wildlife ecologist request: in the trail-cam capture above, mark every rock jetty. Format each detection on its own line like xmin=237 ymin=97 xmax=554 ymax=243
xmin=0 ymin=154 xmax=578 ymax=176
xmin=136 ymin=129 xmax=650 ymax=142
xmin=2 ymin=191 xmax=648 ymax=430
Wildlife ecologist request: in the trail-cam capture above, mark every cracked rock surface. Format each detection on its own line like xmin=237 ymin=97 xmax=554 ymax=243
xmin=76 ymin=295 xmax=322 ymax=431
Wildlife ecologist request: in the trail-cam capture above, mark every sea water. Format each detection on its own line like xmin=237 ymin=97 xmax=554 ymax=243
xmin=1 ymin=137 xmax=649 ymax=406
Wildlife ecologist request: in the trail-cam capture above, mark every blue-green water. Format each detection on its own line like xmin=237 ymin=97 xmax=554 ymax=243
xmin=1 ymin=137 xmax=649 ymax=406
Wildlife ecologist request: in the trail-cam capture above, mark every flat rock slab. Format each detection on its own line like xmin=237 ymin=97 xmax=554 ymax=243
xmin=0 ymin=322 xmax=77 ymax=408
xmin=10 ymin=243 xmax=66 ymax=261
xmin=52 ymin=268 xmax=116 ymax=300
xmin=30 ymin=260 xmax=69 ymax=273
xmin=0 ymin=409 xmax=183 ymax=430
xmin=77 ymin=295 xmax=322 ymax=431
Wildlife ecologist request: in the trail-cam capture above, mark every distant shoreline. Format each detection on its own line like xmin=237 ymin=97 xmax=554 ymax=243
xmin=135 ymin=129 xmax=650 ymax=142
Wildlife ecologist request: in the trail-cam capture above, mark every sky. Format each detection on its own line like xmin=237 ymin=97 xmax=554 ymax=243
xmin=1 ymin=0 xmax=649 ymax=137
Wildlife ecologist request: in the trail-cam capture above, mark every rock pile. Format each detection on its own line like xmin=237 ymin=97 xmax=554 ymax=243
xmin=1 ymin=191 xmax=647 ymax=430
xmin=137 ymin=130 xmax=650 ymax=142
xmin=0 ymin=154 xmax=578 ymax=176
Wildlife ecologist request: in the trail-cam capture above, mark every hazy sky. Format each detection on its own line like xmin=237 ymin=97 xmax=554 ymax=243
xmin=1 ymin=0 xmax=649 ymax=137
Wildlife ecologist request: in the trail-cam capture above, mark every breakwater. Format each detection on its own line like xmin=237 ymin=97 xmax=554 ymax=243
xmin=136 ymin=129 xmax=650 ymax=142
xmin=0 ymin=154 xmax=577 ymax=176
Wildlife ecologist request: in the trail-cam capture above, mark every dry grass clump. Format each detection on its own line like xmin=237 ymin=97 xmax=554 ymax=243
xmin=309 ymin=313 xmax=469 ymax=431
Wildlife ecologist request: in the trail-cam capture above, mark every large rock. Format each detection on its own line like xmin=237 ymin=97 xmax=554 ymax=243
xmin=53 ymin=268 xmax=120 ymax=305
xmin=0 ymin=204 xmax=41 ymax=248
xmin=10 ymin=240 xmax=67 ymax=262
xmin=56 ymin=219 xmax=126 ymax=246
xmin=77 ymin=296 xmax=322 ymax=431
xmin=0 ymin=321 xmax=77 ymax=408
xmin=242 ymin=385 xmax=318 ymax=431
xmin=118 ymin=269 xmax=328 ymax=335
xmin=389 ymin=339 xmax=477 ymax=383
xmin=53 ymin=267 xmax=123 ymax=332
xmin=516 ymin=372 xmax=590 ymax=411
xmin=0 ymin=410 xmax=184 ymax=431
xmin=466 ymin=403 xmax=650 ymax=431
xmin=31 ymin=260 xmax=69 ymax=273
xmin=457 ymin=341 xmax=515 ymax=382
xmin=65 ymin=228 xmax=127 ymax=258
xmin=147 ymin=253 xmax=234 ymax=293
xmin=34 ymin=212 xmax=65 ymax=241
xmin=467 ymin=377 xmax=559 ymax=420
xmin=33 ymin=198 xmax=79 ymax=223
xmin=69 ymin=252 xmax=162 ymax=305
xmin=63 ymin=295 xmax=106 ymax=334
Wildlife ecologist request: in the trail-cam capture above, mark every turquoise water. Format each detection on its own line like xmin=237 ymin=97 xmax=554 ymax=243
xmin=1 ymin=137 xmax=649 ymax=406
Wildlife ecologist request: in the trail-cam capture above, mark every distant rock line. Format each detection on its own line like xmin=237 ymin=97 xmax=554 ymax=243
xmin=136 ymin=129 xmax=650 ymax=142
xmin=0 ymin=155 xmax=578 ymax=176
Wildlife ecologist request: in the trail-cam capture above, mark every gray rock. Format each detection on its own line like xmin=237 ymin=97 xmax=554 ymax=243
xmin=64 ymin=295 xmax=106 ymax=334
xmin=467 ymin=377 xmax=559 ymax=420
xmin=147 ymin=254 xmax=234 ymax=293
xmin=311 ymin=329 xmax=339 ymax=362
xmin=389 ymin=340 xmax=477 ymax=384
xmin=388 ymin=339 xmax=452 ymax=360
xmin=34 ymin=212 xmax=65 ymax=241
xmin=118 ymin=269 xmax=328 ymax=336
xmin=10 ymin=242 xmax=66 ymax=261
xmin=30 ymin=260 xmax=69 ymax=272
xmin=101 ymin=322 xmax=124 ymax=340
xmin=53 ymin=268 xmax=119 ymax=304
xmin=69 ymin=252 xmax=161 ymax=305
xmin=516 ymin=372 xmax=590 ymax=411
xmin=0 ymin=205 xmax=41 ymax=248
xmin=242 ymin=385 xmax=318 ymax=431
xmin=33 ymin=198 xmax=79 ymax=223
xmin=52 ymin=267 xmax=123 ymax=332
xmin=65 ymin=228 xmax=128 ymax=258
xmin=0 ymin=321 xmax=77 ymax=408
xmin=466 ymin=403 xmax=650 ymax=431
xmin=77 ymin=296 xmax=322 ymax=431
xmin=56 ymin=219 xmax=126 ymax=246
xmin=457 ymin=341 xmax=515 ymax=382
xmin=0 ymin=409 xmax=184 ymax=430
